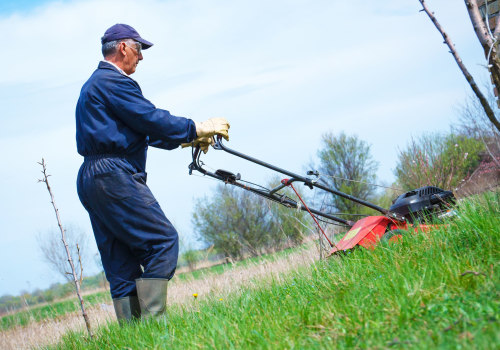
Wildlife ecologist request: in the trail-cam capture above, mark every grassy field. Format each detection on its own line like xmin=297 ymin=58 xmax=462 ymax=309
xmin=0 ymin=241 xmax=312 ymax=336
xmin=0 ymin=291 xmax=111 ymax=331
xmin=175 ymin=243 xmax=312 ymax=282
xmin=50 ymin=191 xmax=499 ymax=349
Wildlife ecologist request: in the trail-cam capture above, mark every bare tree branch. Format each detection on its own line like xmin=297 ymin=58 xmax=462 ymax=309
xmin=465 ymin=0 xmax=500 ymax=111
xmin=38 ymin=158 xmax=93 ymax=339
xmin=418 ymin=0 xmax=500 ymax=132
xmin=494 ymin=8 xmax=500 ymax=37
xmin=466 ymin=0 xmax=495 ymax=48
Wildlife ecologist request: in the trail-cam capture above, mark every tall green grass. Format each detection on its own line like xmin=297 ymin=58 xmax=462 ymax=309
xmin=54 ymin=192 xmax=499 ymax=349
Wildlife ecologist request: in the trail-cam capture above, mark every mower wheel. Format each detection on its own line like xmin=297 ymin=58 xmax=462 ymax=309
xmin=381 ymin=229 xmax=406 ymax=243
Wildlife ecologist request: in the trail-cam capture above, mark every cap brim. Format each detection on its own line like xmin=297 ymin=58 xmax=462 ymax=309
xmin=136 ymin=37 xmax=153 ymax=50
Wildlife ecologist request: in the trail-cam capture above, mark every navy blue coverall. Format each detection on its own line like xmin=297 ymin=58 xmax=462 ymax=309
xmin=76 ymin=61 xmax=196 ymax=298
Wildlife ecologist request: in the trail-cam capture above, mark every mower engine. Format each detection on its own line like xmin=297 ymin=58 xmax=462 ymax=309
xmin=389 ymin=186 xmax=456 ymax=223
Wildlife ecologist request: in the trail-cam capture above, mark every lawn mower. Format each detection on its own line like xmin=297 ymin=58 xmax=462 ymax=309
xmin=188 ymin=137 xmax=456 ymax=255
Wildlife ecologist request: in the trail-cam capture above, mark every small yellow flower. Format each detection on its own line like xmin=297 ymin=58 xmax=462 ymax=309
xmin=193 ymin=293 xmax=198 ymax=298
xmin=219 ymin=298 xmax=223 ymax=301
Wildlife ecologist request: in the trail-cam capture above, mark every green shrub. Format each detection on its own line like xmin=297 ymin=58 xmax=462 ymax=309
xmin=193 ymin=183 xmax=307 ymax=260
xmin=395 ymin=133 xmax=484 ymax=191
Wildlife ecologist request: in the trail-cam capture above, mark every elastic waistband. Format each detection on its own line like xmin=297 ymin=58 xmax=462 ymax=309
xmin=83 ymin=154 xmax=128 ymax=161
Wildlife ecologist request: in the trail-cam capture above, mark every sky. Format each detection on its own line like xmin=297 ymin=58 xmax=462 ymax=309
xmin=0 ymin=0 xmax=492 ymax=296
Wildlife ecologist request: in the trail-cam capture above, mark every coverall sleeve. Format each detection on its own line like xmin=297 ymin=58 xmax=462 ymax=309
xmin=148 ymin=138 xmax=181 ymax=150
xmin=104 ymin=76 xmax=196 ymax=145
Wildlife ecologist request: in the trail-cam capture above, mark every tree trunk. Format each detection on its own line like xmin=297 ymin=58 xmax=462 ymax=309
xmin=418 ymin=1 xmax=500 ymax=132
xmin=465 ymin=1 xmax=500 ymax=108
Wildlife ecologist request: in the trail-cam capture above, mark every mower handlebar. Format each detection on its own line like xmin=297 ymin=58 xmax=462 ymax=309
xmin=190 ymin=137 xmax=406 ymax=224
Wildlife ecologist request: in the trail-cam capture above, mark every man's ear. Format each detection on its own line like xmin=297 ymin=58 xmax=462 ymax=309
xmin=118 ymin=41 xmax=127 ymax=56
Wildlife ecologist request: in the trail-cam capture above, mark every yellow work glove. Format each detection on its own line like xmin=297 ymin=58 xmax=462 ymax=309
xmin=181 ymin=136 xmax=215 ymax=154
xmin=195 ymin=117 xmax=230 ymax=141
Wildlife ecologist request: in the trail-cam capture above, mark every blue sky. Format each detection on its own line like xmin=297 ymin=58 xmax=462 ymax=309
xmin=0 ymin=0 xmax=491 ymax=296
xmin=0 ymin=0 xmax=52 ymax=13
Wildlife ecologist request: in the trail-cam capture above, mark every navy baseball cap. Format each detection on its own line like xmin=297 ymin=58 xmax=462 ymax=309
xmin=101 ymin=24 xmax=153 ymax=49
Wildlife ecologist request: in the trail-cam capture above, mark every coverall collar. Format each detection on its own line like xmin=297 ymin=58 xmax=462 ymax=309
xmin=101 ymin=60 xmax=129 ymax=76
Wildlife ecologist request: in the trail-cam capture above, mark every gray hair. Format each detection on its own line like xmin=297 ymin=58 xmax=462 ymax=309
xmin=101 ymin=39 xmax=135 ymax=58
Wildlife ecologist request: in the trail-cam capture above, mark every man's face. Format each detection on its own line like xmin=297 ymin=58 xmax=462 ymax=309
xmin=121 ymin=41 xmax=143 ymax=75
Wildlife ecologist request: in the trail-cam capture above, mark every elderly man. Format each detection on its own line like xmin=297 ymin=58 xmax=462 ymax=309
xmin=76 ymin=23 xmax=229 ymax=322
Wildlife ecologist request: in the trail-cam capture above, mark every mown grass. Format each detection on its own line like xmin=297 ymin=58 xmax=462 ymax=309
xmin=52 ymin=191 xmax=499 ymax=349
xmin=0 ymin=291 xmax=111 ymax=331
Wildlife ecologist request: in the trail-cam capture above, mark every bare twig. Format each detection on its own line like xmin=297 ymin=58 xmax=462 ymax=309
xmin=77 ymin=244 xmax=84 ymax=286
xmin=418 ymin=0 xmax=500 ymax=132
xmin=460 ymin=270 xmax=487 ymax=277
xmin=38 ymin=158 xmax=93 ymax=339
xmin=37 ymin=226 xmax=88 ymax=283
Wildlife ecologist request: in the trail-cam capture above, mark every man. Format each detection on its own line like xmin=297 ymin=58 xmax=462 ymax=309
xmin=76 ymin=23 xmax=229 ymax=322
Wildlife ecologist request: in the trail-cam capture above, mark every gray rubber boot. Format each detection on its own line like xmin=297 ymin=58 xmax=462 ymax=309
xmin=112 ymin=295 xmax=141 ymax=323
xmin=136 ymin=278 xmax=168 ymax=318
